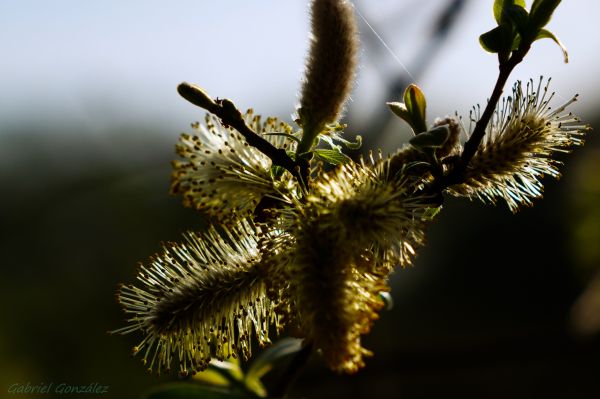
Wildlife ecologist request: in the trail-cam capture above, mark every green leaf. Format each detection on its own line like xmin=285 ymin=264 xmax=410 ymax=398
xmin=144 ymin=383 xmax=245 ymax=399
xmin=511 ymin=33 xmax=522 ymax=52
xmin=192 ymin=359 xmax=246 ymax=390
xmin=312 ymin=149 xmax=351 ymax=165
xmin=297 ymin=150 xmax=314 ymax=162
xmin=409 ymin=125 xmax=450 ymax=151
xmin=505 ymin=4 xmax=529 ymax=35
xmin=387 ymin=85 xmax=428 ymax=134
xmin=403 ymin=84 xmax=428 ymax=134
xmin=193 ymin=369 xmax=231 ymax=387
xmin=335 ymin=134 xmax=363 ymax=150
xmin=484 ymin=1 xmax=529 ymax=54
xmin=208 ymin=359 xmax=245 ymax=382
xmin=535 ymin=28 xmax=568 ymax=63
xmin=318 ymin=134 xmax=342 ymax=151
xmin=387 ymin=101 xmax=411 ymax=122
xmin=479 ymin=25 xmax=512 ymax=53
xmin=530 ymin=0 xmax=561 ymax=29
xmin=246 ymin=338 xmax=304 ymax=383
xmin=270 ymin=165 xmax=285 ymax=180
xmin=193 ymin=360 xmax=267 ymax=399
xmin=244 ymin=378 xmax=267 ymax=398
xmin=318 ymin=133 xmax=362 ymax=151
xmin=494 ymin=0 xmax=527 ymax=25
xmin=243 ymin=339 xmax=304 ymax=398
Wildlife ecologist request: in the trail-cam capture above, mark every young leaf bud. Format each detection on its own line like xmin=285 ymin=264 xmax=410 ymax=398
xmin=177 ymin=82 xmax=220 ymax=114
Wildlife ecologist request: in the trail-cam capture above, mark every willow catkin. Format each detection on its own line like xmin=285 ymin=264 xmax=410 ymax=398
xmin=286 ymin=218 xmax=387 ymax=374
xmin=270 ymin=157 xmax=435 ymax=373
xmin=448 ymin=79 xmax=588 ymax=212
xmin=111 ymin=220 xmax=282 ymax=376
xmin=308 ymin=159 xmax=433 ymax=270
xmin=171 ymin=111 xmax=297 ymax=223
xmin=298 ymin=0 xmax=358 ymax=144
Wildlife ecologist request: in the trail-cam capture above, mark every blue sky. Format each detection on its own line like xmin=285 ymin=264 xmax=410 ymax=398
xmin=1 ymin=1 xmax=598 ymax=133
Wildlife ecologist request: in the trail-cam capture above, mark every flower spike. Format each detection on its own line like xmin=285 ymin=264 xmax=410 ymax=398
xmin=297 ymin=0 xmax=358 ymax=154
xmin=111 ymin=220 xmax=282 ymax=376
xmin=171 ymin=111 xmax=297 ymax=223
xmin=449 ymin=78 xmax=589 ymax=211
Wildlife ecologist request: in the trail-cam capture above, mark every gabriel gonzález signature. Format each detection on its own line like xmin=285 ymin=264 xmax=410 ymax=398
xmin=7 ymin=382 xmax=109 ymax=395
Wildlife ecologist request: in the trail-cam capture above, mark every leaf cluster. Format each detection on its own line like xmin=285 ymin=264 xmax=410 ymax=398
xmin=143 ymin=339 xmax=304 ymax=399
xmin=480 ymin=0 xmax=567 ymax=63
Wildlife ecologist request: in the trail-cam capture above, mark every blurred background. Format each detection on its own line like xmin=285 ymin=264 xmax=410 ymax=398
xmin=2 ymin=1 xmax=600 ymax=398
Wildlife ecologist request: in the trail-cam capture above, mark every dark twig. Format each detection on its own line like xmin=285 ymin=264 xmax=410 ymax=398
xmin=177 ymin=82 xmax=309 ymax=187
xmin=438 ymin=45 xmax=530 ymax=188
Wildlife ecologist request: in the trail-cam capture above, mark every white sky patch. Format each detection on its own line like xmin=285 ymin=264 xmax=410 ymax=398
xmin=0 ymin=0 xmax=598 ymax=130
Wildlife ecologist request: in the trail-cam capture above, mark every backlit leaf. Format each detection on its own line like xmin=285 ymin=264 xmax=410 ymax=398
xmin=536 ymin=28 xmax=568 ymax=63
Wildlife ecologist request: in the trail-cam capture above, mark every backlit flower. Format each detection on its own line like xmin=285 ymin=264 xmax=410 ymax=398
xmin=308 ymin=156 xmax=435 ymax=270
xmin=449 ymin=78 xmax=588 ymax=211
xmin=171 ymin=110 xmax=297 ymax=223
xmin=111 ymin=220 xmax=282 ymax=376
xmin=297 ymin=0 xmax=358 ymax=146
xmin=268 ymin=157 xmax=436 ymax=373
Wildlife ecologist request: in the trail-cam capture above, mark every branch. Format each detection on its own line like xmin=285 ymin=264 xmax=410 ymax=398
xmin=439 ymin=46 xmax=529 ymax=188
xmin=177 ymin=82 xmax=308 ymax=186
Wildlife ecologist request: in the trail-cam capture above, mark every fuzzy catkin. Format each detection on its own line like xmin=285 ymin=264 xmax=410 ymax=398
xmin=265 ymin=157 xmax=435 ymax=373
xmin=287 ymin=220 xmax=387 ymax=374
xmin=448 ymin=79 xmax=587 ymax=211
xmin=112 ymin=220 xmax=282 ymax=376
xmin=171 ymin=111 xmax=297 ymax=223
xmin=309 ymin=159 xmax=433 ymax=269
xmin=298 ymin=0 xmax=358 ymax=138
